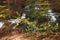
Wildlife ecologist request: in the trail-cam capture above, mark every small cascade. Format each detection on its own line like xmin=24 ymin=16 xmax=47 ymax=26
xmin=7 ymin=13 xmax=26 ymax=29
xmin=45 ymin=9 xmax=57 ymax=26
xmin=0 ymin=13 xmax=26 ymax=29
xmin=0 ymin=22 xmax=4 ymax=28
xmin=51 ymin=16 xmax=56 ymax=22
xmin=21 ymin=13 xmax=26 ymax=19
xmin=48 ymin=10 xmax=57 ymax=22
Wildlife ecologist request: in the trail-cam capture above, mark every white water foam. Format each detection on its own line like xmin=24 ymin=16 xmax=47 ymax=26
xmin=0 ymin=22 xmax=4 ymax=28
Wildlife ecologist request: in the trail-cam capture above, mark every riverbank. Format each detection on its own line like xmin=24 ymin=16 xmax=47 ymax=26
xmin=0 ymin=29 xmax=60 ymax=40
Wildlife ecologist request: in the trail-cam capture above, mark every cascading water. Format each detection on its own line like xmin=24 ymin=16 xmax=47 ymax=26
xmin=48 ymin=10 xmax=57 ymax=22
xmin=0 ymin=22 xmax=4 ymax=28
xmin=7 ymin=13 xmax=26 ymax=29
xmin=21 ymin=13 xmax=26 ymax=19
xmin=48 ymin=10 xmax=57 ymax=26
xmin=0 ymin=13 xmax=26 ymax=29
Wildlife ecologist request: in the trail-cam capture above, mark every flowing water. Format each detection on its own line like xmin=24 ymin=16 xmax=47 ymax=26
xmin=0 ymin=22 xmax=4 ymax=28
xmin=0 ymin=13 xmax=26 ymax=29
xmin=0 ymin=9 xmax=57 ymax=29
xmin=46 ymin=10 xmax=57 ymax=22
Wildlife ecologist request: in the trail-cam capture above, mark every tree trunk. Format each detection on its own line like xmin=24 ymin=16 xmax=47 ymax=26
xmin=1 ymin=0 xmax=25 ymax=18
xmin=48 ymin=0 xmax=60 ymax=12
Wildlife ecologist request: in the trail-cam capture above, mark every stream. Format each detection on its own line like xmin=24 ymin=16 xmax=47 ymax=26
xmin=0 ymin=9 xmax=57 ymax=30
xmin=0 ymin=13 xmax=26 ymax=29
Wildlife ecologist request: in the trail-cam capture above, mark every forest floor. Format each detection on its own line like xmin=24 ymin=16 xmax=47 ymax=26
xmin=0 ymin=29 xmax=60 ymax=40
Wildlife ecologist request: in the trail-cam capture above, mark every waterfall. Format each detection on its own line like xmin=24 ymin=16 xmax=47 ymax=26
xmin=47 ymin=9 xmax=57 ymax=26
xmin=51 ymin=16 xmax=56 ymax=22
xmin=7 ymin=13 xmax=26 ymax=29
xmin=0 ymin=22 xmax=4 ymax=28
xmin=48 ymin=10 xmax=57 ymax=22
xmin=21 ymin=13 xmax=26 ymax=19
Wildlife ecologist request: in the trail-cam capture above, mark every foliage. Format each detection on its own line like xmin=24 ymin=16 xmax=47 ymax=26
xmin=19 ymin=18 xmax=58 ymax=33
xmin=19 ymin=0 xmax=58 ymax=32
xmin=0 ymin=0 xmax=58 ymax=33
